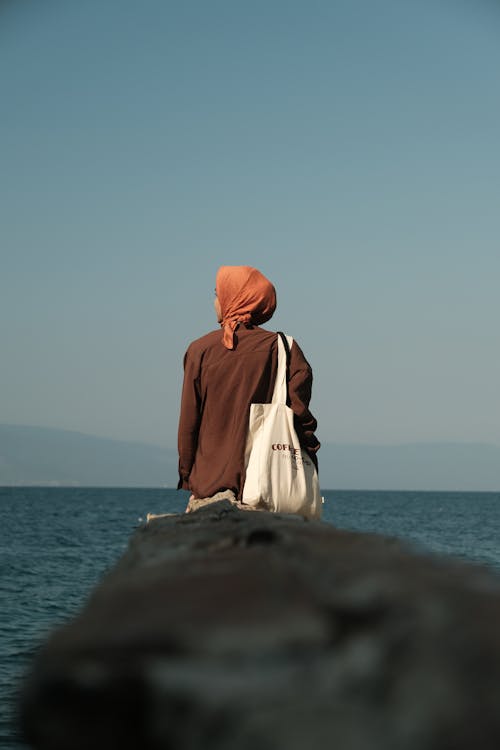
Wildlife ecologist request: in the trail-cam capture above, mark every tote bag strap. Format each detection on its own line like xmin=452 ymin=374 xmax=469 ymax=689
xmin=272 ymin=332 xmax=294 ymax=404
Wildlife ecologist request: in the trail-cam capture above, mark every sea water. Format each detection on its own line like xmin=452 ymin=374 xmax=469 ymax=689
xmin=1 ymin=486 xmax=499 ymax=749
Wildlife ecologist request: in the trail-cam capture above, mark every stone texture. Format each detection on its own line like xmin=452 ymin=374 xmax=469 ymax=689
xmin=20 ymin=500 xmax=500 ymax=750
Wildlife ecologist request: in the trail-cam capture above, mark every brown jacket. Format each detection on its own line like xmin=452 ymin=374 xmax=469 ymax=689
xmin=177 ymin=324 xmax=320 ymax=500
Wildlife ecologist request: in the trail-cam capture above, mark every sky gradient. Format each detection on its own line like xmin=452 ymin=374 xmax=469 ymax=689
xmin=2 ymin=0 xmax=500 ymax=451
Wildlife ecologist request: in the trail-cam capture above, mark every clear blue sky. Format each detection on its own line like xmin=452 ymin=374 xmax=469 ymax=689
xmin=2 ymin=0 xmax=499 ymax=450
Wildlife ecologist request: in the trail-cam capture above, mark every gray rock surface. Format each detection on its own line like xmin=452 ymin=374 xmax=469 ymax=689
xmin=20 ymin=500 xmax=500 ymax=749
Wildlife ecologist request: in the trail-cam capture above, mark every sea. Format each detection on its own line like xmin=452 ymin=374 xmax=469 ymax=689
xmin=1 ymin=486 xmax=500 ymax=749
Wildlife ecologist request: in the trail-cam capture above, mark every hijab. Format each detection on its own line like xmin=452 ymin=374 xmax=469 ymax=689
xmin=216 ymin=265 xmax=277 ymax=350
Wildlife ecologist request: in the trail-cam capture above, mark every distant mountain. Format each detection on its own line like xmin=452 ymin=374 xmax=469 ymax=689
xmin=0 ymin=425 xmax=178 ymax=487
xmin=1 ymin=425 xmax=499 ymax=491
xmin=323 ymin=442 xmax=500 ymax=492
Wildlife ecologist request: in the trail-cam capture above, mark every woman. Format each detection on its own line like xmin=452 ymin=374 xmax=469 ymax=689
xmin=177 ymin=265 xmax=320 ymax=507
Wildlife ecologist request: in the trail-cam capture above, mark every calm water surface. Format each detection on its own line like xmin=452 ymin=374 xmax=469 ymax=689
xmin=1 ymin=486 xmax=499 ymax=749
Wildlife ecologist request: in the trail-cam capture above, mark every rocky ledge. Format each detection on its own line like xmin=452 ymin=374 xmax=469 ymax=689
xmin=20 ymin=500 xmax=500 ymax=750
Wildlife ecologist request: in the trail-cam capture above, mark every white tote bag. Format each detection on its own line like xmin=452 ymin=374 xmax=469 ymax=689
xmin=242 ymin=333 xmax=322 ymax=519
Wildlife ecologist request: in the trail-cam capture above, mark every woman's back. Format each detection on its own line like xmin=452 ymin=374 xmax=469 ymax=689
xmin=178 ymin=326 xmax=278 ymax=499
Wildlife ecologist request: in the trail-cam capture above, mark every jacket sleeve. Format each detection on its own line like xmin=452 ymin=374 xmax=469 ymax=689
xmin=177 ymin=345 xmax=202 ymax=490
xmin=288 ymin=339 xmax=320 ymax=470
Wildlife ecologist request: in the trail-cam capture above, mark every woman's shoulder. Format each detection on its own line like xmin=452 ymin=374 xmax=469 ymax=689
xmin=234 ymin=325 xmax=278 ymax=351
xmin=185 ymin=328 xmax=222 ymax=355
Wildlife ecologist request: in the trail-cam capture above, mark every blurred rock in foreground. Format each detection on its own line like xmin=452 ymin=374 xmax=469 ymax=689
xmin=20 ymin=499 xmax=500 ymax=750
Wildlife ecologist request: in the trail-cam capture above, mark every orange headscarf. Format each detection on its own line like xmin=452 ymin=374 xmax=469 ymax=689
xmin=216 ymin=265 xmax=277 ymax=349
